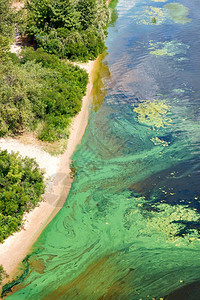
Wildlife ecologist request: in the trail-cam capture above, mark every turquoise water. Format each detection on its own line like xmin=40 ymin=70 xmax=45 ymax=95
xmin=4 ymin=0 xmax=200 ymax=299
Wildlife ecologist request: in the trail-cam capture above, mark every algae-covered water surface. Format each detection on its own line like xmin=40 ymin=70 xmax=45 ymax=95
xmin=4 ymin=0 xmax=200 ymax=299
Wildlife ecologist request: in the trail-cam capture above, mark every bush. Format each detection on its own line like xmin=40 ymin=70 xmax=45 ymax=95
xmin=38 ymin=115 xmax=70 ymax=142
xmin=0 ymin=0 xmax=15 ymax=38
xmin=0 ymin=265 xmax=7 ymax=285
xmin=0 ymin=150 xmax=45 ymax=242
xmin=23 ymin=0 xmax=109 ymax=61
xmin=0 ymin=49 xmax=88 ymax=142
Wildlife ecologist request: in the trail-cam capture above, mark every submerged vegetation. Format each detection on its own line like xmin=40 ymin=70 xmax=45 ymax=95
xmin=133 ymin=1 xmax=191 ymax=26
xmin=133 ymin=100 xmax=171 ymax=129
xmin=149 ymin=40 xmax=189 ymax=57
xmin=133 ymin=6 xmax=166 ymax=25
xmin=164 ymin=3 xmax=191 ymax=24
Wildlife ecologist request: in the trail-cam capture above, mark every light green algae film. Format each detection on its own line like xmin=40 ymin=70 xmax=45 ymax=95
xmin=132 ymin=1 xmax=191 ymax=26
xmin=149 ymin=41 xmax=189 ymax=57
xmin=4 ymin=0 xmax=200 ymax=299
xmin=132 ymin=6 xmax=166 ymax=25
xmin=133 ymin=100 xmax=171 ymax=128
xmin=164 ymin=3 xmax=191 ymax=24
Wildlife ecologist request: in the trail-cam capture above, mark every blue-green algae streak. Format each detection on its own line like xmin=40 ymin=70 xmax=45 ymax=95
xmin=5 ymin=0 xmax=200 ymax=299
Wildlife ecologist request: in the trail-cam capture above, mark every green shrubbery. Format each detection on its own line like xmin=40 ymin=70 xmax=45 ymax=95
xmin=0 ymin=0 xmax=110 ymax=280
xmin=0 ymin=265 xmax=7 ymax=285
xmin=0 ymin=0 xmax=15 ymax=61
xmin=23 ymin=0 xmax=109 ymax=61
xmin=0 ymin=48 xmax=88 ymax=142
xmin=0 ymin=0 xmax=15 ymax=37
xmin=0 ymin=0 xmax=110 ymax=142
xmin=0 ymin=150 xmax=45 ymax=242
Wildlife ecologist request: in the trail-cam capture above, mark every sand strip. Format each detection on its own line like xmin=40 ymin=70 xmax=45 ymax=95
xmin=0 ymin=59 xmax=96 ymax=285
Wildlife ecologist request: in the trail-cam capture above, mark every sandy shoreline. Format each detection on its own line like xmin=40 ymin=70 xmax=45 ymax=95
xmin=0 ymin=59 xmax=96 ymax=287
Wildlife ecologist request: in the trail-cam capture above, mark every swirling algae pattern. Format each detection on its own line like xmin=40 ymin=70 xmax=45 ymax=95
xmin=5 ymin=0 xmax=200 ymax=299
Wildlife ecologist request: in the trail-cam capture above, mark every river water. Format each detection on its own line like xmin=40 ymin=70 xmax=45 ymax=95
xmin=5 ymin=0 xmax=200 ymax=299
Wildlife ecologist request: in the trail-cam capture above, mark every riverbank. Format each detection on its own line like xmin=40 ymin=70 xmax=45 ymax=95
xmin=0 ymin=59 xmax=97 ymax=287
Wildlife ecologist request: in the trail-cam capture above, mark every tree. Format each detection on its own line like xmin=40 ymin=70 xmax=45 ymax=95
xmin=0 ymin=150 xmax=45 ymax=242
xmin=0 ymin=0 xmax=15 ymax=37
xmin=23 ymin=0 xmax=109 ymax=60
xmin=0 ymin=48 xmax=88 ymax=142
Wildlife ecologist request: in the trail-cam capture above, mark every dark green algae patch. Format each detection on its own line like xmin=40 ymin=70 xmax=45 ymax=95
xmin=1 ymin=257 xmax=30 ymax=298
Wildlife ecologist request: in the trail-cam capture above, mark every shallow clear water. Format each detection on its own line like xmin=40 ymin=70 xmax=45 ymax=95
xmin=5 ymin=0 xmax=200 ymax=299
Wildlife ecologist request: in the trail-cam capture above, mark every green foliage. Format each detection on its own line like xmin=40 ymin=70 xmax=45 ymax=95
xmin=23 ymin=0 xmax=109 ymax=61
xmin=0 ymin=150 xmax=45 ymax=242
xmin=77 ymin=0 xmax=100 ymax=30
xmin=0 ymin=0 xmax=16 ymax=61
xmin=108 ymin=0 xmax=118 ymax=26
xmin=0 ymin=48 xmax=88 ymax=142
xmin=0 ymin=0 xmax=15 ymax=38
xmin=0 ymin=35 xmax=10 ymax=61
xmin=0 ymin=265 xmax=7 ymax=285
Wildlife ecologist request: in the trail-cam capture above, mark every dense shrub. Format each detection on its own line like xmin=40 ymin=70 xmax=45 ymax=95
xmin=23 ymin=0 xmax=109 ymax=61
xmin=0 ymin=150 xmax=45 ymax=242
xmin=0 ymin=48 xmax=88 ymax=142
xmin=0 ymin=265 xmax=7 ymax=285
xmin=0 ymin=0 xmax=15 ymax=61
xmin=0 ymin=0 xmax=15 ymax=38
xmin=0 ymin=0 xmax=97 ymax=280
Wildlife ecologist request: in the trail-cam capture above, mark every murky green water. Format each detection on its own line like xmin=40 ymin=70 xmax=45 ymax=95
xmin=5 ymin=0 xmax=200 ymax=299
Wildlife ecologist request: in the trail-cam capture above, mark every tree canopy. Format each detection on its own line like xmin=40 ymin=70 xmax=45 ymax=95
xmin=0 ymin=150 xmax=45 ymax=242
xmin=23 ymin=0 xmax=109 ymax=61
xmin=0 ymin=0 xmax=110 ymax=282
xmin=0 ymin=48 xmax=88 ymax=142
xmin=0 ymin=0 xmax=15 ymax=61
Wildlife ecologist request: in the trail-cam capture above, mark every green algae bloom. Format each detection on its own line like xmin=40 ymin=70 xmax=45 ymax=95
xmin=164 ymin=3 xmax=191 ymax=24
xmin=172 ymin=88 xmax=185 ymax=94
xmin=133 ymin=100 xmax=171 ymax=128
xmin=146 ymin=204 xmax=200 ymax=244
xmin=176 ymin=57 xmax=188 ymax=61
xmin=133 ymin=6 xmax=166 ymax=25
xmin=149 ymin=40 xmax=189 ymax=57
xmin=151 ymin=17 xmax=157 ymax=23
xmin=151 ymin=136 xmax=168 ymax=147
xmin=133 ymin=3 xmax=191 ymax=26
xmin=124 ymin=199 xmax=200 ymax=245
